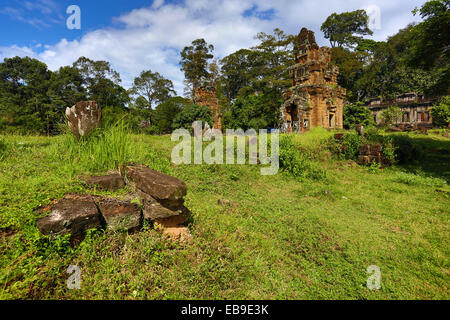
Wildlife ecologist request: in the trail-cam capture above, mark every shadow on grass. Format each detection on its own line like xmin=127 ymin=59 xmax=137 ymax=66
xmin=393 ymin=134 xmax=450 ymax=183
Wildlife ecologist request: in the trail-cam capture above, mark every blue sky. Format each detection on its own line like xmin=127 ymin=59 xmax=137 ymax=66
xmin=0 ymin=0 xmax=426 ymax=95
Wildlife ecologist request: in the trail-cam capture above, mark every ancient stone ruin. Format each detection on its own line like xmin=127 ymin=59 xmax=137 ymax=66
xmin=281 ymin=28 xmax=346 ymax=133
xmin=194 ymin=86 xmax=223 ymax=131
xmin=36 ymin=165 xmax=192 ymax=243
xmin=366 ymin=93 xmax=435 ymax=128
xmin=65 ymin=101 xmax=102 ymax=138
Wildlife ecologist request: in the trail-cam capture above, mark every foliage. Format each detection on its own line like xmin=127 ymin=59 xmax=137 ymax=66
xmin=321 ymin=10 xmax=373 ymax=48
xmin=180 ymin=39 xmax=215 ymax=93
xmin=151 ymin=97 xmax=190 ymax=134
xmin=343 ymin=102 xmax=375 ymax=129
xmin=337 ymin=132 xmax=364 ymax=160
xmin=130 ymin=70 xmax=175 ymax=108
xmin=219 ymin=29 xmax=294 ymax=127
xmin=279 ymin=135 xmax=327 ymax=180
xmin=381 ymin=106 xmax=402 ymax=127
xmin=431 ymin=96 xmax=450 ymax=127
xmin=224 ymin=93 xmax=280 ymax=130
xmin=61 ymin=120 xmax=134 ymax=172
xmin=172 ymin=104 xmax=213 ymax=131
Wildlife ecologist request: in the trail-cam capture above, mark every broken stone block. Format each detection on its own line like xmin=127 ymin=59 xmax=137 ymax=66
xmin=65 ymin=101 xmax=102 ymax=138
xmin=154 ymin=214 xmax=192 ymax=243
xmin=83 ymin=173 xmax=125 ymax=191
xmin=97 ymin=198 xmax=142 ymax=232
xmin=36 ymin=195 xmax=101 ymax=236
xmin=371 ymin=144 xmax=382 ymax=153
xmin=359 ymin=145 xmax=370 ymax=154
xmin=126 ymin=165 xmax=187 ymax=201
xmin=137 ymin=190 xmax=186 ymax=221
xmin=357 ymin=156 xmax=371 ymax=166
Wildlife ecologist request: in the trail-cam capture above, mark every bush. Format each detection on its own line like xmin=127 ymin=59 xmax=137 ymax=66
xmin=328 ymin=130 xmax=397 ymax=164
xmin=279 ymin=135 xmax=327 ymax=180
xmin=328 ymin=132 xmax=363 ymax=161
xmin=381 ymin=106 xmax=402 ymax=127
xmin=431 ymin=96 xmax=450 ymax=128
xmin=343 ymin=102 xmax=375 ymax=129
xmin=172 ymin=104 xmax=213 ymax=131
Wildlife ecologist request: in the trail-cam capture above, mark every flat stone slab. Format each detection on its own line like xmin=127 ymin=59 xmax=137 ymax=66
xmin=126 ymin=165 xmax=187 ymax=201
xmin=83 ymin=173 xmax=125 ymax=191
xmin=97 ymin=198 xmax=142 ymax=232
xmin=36 ymin=195 xmax=101 ymax=236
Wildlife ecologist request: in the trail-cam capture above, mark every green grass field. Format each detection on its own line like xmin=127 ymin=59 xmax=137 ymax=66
xmin=0 ymin=129 xmax=449 ymax=299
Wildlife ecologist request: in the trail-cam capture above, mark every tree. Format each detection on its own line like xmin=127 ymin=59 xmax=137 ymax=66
xmin=172 ymin=104 xmax=212 ymax=131
xmin=130 ymin=70 xmax=175 ymax=109
xmin=0 ymin=56 xmax=53 ymax=134
xmin=381 ymin=106 xmax=403 ymax=127
xmin=73 ymin=57 xmax=128 ymax=108
xmin=180 ymin=39 xmax=214 ymax=94
xmin=220 ymin=29 xmax=294 ymax=127
xmin=321 ymin=10 xmax=373 ymax=48
xmin=343 ymin=102 xmax=374 ymax=129
xmin=152 ymin=97 xmax=190 ymax=133
xmin=48 ymin=66 xmax=87 ymax=108
xmin=431 ymin=96 xmax=450 ymax=127
xmin=224 ymin=93 xmax=280 ymax=130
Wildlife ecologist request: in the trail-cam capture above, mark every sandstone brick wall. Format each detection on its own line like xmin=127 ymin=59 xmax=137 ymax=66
xmin=194 ymin=87 xmax=222 ymax=131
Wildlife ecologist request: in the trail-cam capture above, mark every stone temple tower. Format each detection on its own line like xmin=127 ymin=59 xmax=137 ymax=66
xmin=280 ymin=28 xmax=346 ymax=133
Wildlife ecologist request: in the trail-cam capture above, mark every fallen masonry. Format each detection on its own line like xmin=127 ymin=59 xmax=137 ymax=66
xmin=35 ymin=165 xmax=191 ymax=242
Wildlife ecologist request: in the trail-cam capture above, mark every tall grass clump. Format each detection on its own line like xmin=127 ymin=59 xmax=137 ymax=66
xmin=59 ymin=120 xmax=134 ymax=173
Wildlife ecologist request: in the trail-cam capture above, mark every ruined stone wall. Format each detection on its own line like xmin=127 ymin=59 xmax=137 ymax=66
xmin=367 ymin=93 xmax=435 ymax=126
xmin=194 ymin=86 xmax=222 ymax=131
xmin=281 ymin=28 xmax=346 ymax=133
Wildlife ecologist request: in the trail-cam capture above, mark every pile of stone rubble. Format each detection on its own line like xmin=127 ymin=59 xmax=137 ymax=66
xmin=36 ymin=165 xmax=191 ymax=243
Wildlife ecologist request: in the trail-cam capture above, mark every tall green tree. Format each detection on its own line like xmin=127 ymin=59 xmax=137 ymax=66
xmin=130 ymin=70 xmax=175 ymax=109
xmin=180 ymin=39 xmax=214 ymax=94
xmin=321 ymin=10 xmax=373 ymax=48
xmin=0 ymin=56 xmax=53 ymax=134
xmin=73 ymin=57 xmax=128 ymax=108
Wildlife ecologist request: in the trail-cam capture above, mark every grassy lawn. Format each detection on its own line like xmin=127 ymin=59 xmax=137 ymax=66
xmin=0 ymin=129 xmax=449 ymax=299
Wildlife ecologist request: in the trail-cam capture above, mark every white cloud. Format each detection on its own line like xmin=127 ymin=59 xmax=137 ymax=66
xmin=0 ymin=0 xmax=425 ymax=96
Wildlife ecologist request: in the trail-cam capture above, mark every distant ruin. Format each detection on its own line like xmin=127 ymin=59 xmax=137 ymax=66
xmin=366 ymin=93 xmax=436 ymax=127
xmin=280 ymin=28 xmax=346 ymax=133
xmin=194 ymin=86 xmax=223 ymax=130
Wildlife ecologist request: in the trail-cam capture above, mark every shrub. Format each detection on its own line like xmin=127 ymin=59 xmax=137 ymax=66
xmin=279 ymin=135 xmax=327 ymax=180
xmin=431 ymin=96 xmax=450 ymax=128
xmin=327 ymin=132 xmax=363 ymax=161
xmin=172 ymin=104 xmax=213 ymax=131
xmin=343 ymin=102 xmax=375 ymax=129
xmin=381 ymin=105 xmax=402 ymax=127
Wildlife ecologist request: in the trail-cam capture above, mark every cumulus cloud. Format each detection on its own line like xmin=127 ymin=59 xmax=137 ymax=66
xmin=0 ymin=0 xmax=425 ymax=95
